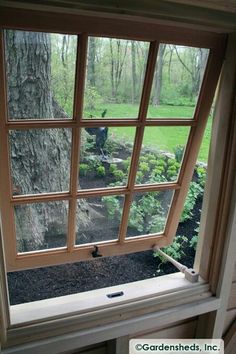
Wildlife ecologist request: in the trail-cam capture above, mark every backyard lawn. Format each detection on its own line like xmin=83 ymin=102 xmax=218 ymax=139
xmin=88 ymin=103 xmax=212 ymax=163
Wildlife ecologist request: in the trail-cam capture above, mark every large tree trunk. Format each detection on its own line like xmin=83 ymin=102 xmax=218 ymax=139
xmin=131 ymin=41 xmax=137 ymax=104
xmin=152 ymin=44 xmax=166 ymax=106
xmin=5 ymin=30 xmax=89 ymax=252
xmin=87 ymin=37 xmax=96 ymax=87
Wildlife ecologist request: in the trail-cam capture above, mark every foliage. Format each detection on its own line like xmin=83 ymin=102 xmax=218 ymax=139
xmin=174 ymin=145 xmax=185 ymax=163
xmin=113 ymin=169 xmax=125 ymax=182
xmin=128 ymin=202 xmax=144 ymax=232
xmin=180 ymin=182 xmax=203 ymax=222
xmin=102 ymin=196 xmax=121 ymax=219
xmin=96 ymin=165 xmax=106 ymax=177
xmin=109 ymin=164 xmax=117 ymax=174
xmin=84 ymin=86 xmax=103 ymax=117
xmin=148 ymin=216 xmax=166 ymax=234
xmin=196 ymin=166 xmax=207 ymax=188
xmin=139 ymin=162 xmax=150 ymax=174
xmin=79 ymin=163 xmax=89 ymax=177
xmin=190 ymin=235 xmax=198 ymax=251
xmin=153 ymin=235 xmax=188 ymax=264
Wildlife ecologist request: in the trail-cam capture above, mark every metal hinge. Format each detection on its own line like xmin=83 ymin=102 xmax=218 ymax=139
xmin=153 ymin=246 xmax=199 ymax=283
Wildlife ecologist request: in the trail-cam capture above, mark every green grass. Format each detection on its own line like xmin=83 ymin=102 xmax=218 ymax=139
xmin=85 ymin=103 xmax=212 ymax=163
xmin=84 ymin=103 xmax=195 ymax=119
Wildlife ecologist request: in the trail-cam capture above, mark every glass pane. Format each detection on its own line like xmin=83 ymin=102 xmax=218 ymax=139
xmin=76 ymin=195 xmax=124 ymax=245
xmin=147 ymin=44 xmax=209 ymax=118
xmin=15 ymin=201 xmax=68 ymax=253
xmin=79 ymin=127 xmax=135 ymax=189
xmin=9 ymin=128 xmax=72 ymax=195
xmin=135 ymin=126 xmax=190 ymax=184
xmin=126 ymin=190 xmax=174 ymax=238
xmin=5 ymin=30 xmax=77 ymax=119
xmin=83 ymin=37 xmax=149 ymax=119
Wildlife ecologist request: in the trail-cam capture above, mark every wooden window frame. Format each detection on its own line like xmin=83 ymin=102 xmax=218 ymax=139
xmin=0 ymin=7 xmax=235 ymax=352
xmin=0 ymin=8 xmax=226 ymax=271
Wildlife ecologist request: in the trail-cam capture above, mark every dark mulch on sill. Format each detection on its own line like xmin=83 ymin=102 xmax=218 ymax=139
xmin=7 ymin=199 xmax=201 ymax=305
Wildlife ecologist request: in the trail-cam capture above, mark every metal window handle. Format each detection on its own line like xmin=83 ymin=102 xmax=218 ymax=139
xmin=153 ymin=246 xmax=199 ymax=283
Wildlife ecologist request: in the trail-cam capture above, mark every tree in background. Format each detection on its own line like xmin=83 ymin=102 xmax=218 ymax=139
xmin=6 ymin=30 xmax=89 ymax=251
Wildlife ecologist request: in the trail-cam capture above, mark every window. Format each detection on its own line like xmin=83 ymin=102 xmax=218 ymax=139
xmin=1 ymin=7 xmax=235 ymax=352
xmin=0 ymin=24 xmax=225 ymax=272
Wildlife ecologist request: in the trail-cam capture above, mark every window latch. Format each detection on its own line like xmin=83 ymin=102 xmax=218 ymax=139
xmin=153 ymin=246 xmax=199 ymax=283
xmin=91 ymin=245 xmax=102 ymax=258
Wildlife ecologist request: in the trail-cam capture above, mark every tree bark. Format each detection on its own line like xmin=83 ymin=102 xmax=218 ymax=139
xmin=87 ymin=37 xmax=96 ymax=87
xmin=153 ymin=44 xmax=166 ymax=106
xmin=5 ymin=30 xmax=89 ymax=252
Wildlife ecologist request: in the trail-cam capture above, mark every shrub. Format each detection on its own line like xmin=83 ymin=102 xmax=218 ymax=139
xmin=148 ymin=215 xmax=166 ymax=234
xmin=113 ymin=169 xmax=125 ymax=182
xmin=156 ymin=159 xmax=167 ymax=168
xmin=96 ymin=165 xmax=106 ymax=177
xmin=196 ymin=166 xmax=207 ymax=188
xmin=102 ymin=196 xmax=121 ymax=219
xmin=153 ymin=235 xmax=188 ymax=264
xmin=79 ymin=163 xmax=89 ymax=177
xmin=167 ymin=158 xmax=177 ymax=166
xmin=190 ymin=235 xmax=198 ymax=251
xmin=180 ymin=182 xmax=203 ymax=222
xmin=136 ymin=171 xmax=144 ymax=183
xmin=122 ymin=158 xmax=131 ymax=171
xmin=149 ymin=159 xmax=158 ymax=167
xmin=128 ymin=203 xmax=144 ymax=232
xmin=174 ymin=144 xmax=185 ymax=163
xmin=139 ymin=162 xmax=150 ymax=174
xmin=109 ymin=163 xmax=117 ymax=174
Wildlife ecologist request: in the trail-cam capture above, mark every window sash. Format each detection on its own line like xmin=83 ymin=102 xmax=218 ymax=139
xmin=0 ymin=15 xmax=226 ymax=271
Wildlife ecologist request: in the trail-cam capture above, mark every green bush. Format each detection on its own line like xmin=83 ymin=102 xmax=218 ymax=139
xmin=128 ymin=203 xmax=144 ymax=232
xmin=196 ymin=166 xmax=207 ymax=188
xmin=153 ymin=235 xmax=188 ymax=264
xmin=139 ymin=162 xmax=150 ymax=174
xmin=148 ymin=215 xmax=166 ymax=234
xmin=109 ymin=163 xmax=117 ymax=174
xmin=113 ymin=169 xmax=125 ymax=182
xmin=102 ymin=196 xmax=121 ymax=219
xmin=79 ymin=163 xmax=89 ymax=177
xmin=96 ymin=165 xmax=106 ymax=177
xmin=122 ymin=158 xmax=131 ymax=171
xmin=174 ymin=144 xmax=185 ymax=163
xmin=149 ymin=159 xmax=158 ymax=167
xmin=136 ymin=171 xmax=144 ymax=183
xmin=180 ymin=182 xmax=203 ymax=222
xmin=156 ymin=159 xmax=167 ymax=168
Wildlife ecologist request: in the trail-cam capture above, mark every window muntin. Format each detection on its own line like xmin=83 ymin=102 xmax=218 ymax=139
xmin=83 ymin=37 xmax=149 ymax=119
xmin=0 ymin=26 xmax=224 ymax=271
xmin=147 ymin=44 xmax=209 ymax=119
xmin=5 ymin=30 xmax=77 ymax=120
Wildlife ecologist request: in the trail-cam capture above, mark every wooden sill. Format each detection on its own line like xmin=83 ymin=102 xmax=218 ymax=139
xmin=10 ymin=272 xmax=208 ymax=326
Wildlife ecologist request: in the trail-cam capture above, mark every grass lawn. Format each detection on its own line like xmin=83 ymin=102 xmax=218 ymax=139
xmin=85 ymin=103 xmax=212 ymax=163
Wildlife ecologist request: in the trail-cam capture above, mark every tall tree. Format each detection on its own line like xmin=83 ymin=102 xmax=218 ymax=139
xmin=109 ymin=39 xmax=128 ymax=100
xmin=174 ymin=46 xmax=208 ymax=100
xmin=152 ymin=44 xmax=166 ymax=106
xmin=131 ymin=41 xmax=137 ymax=104
xmin=87 ymin=37 xmax=96 ymax=87
xmin=5 ymin=30 xmax=89 ymax=252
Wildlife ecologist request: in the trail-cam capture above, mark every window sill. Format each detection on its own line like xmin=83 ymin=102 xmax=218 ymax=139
xmin=3 ymin=272 xmax=221 ymax=352
xmin=11 ymin=272 xmax=209 ymax=326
